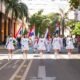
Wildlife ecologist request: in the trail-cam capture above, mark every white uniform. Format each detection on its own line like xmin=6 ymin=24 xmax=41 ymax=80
xmin=52 ymin=37 xmax=61 ymax=50
xmin=6 ymin=37 xmax=16 ymax=50
xmin=33 ymin=38 xmax=38 ymax=50
xmin=66 ymin=37 xmax=74 ymax=49
xmin=45 ymin=38 xmax=52 ymax=52
xmin=59 ymin=37 xmax=63 ymax=50
xmin=38 ymin=38 xmax=46 ymax=50
xmin=21 ymin=38 xmax=29 ymax=50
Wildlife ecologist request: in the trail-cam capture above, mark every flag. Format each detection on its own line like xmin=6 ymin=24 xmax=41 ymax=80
xmin=23 ymin=28 xmax=27 ymax=35
xmin=15 ymin=24 xmax=23 ymax=38
xmin=28 ymin=25 xmax=35 ymax=41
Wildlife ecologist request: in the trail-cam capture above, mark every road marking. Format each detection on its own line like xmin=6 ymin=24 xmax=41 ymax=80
xmin=0 ymin=60 xmax=12 ymax=70
xmin=0 ymin=54 xmax=80 ymax=59
xmin=14 ymin=60 xmax=20 ymax=65
xmin=30 ymin=66 xmax=56 ymax=80
xmin=38 ymin=66 xmax=46 ymax=78
xmin=9 ymin=60 xmax=26 ymax=80
xmin=12 ymin=60 xmax=20 ymax=69
xmin=21 ymin=59 xmax=33 ymax=80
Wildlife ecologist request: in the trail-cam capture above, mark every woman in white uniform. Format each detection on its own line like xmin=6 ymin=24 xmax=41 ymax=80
xmin=6 ymin=33 xmax=17 ymax=59
xmin=38 ymin=35 xmax=46 ymax=57
xmin=45 ymin=36 xmax=52 ymax=53
xmin=52 ymin=35 xmax=61 ymax=56
xmin=59 ymin=35 xmax=64 ymax=52
xmin=33 ymin=36 xmax=39 ymax=52
xmin=66 ymin=35 xmax=74 ymax=56
xmin=21 ymin=34 xmax=30 ymax=59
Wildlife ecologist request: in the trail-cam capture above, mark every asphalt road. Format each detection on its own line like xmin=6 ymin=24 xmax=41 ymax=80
xmin=26 ymin=59 xmax=80 ymax=80
xmin=0 ymin=59 xmax=80 ymax=80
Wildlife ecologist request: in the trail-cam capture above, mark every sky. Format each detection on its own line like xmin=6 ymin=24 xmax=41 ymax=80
xmin=21 ymin=0 xmax=70 ymax=15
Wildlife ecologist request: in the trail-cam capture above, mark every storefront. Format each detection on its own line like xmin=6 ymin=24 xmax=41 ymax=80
xmin=0 ymin=12 xmax=16 ymax=44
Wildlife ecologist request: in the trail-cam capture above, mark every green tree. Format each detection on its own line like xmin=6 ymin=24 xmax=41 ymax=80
xmin=4 ymin=0 xmax=28 ymax=32
xmin=58 ymin=9 xmax=68 ymax=36
xmin=30 ymin=11 xmax=60 ymax=36
xmin=72 ymin=22 xmax=80 ymax=35
xmin=29 ymin=10 xmax=45 ymax=36
xmin=69 ymin=0 xmax=80 ymax=9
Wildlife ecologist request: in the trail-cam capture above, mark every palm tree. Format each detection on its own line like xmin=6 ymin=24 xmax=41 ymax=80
xmin=59 ymin=8 xmax=68 ymax=36
xmin=5 ymin=0 xmax=28 ymax=33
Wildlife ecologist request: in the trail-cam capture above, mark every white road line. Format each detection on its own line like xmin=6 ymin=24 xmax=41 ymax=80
xmin=38 ymin=66 xmax=46 ymax=78
xmin=13 ymin=60 xmax=20 ymax=65
xmin=21 ymin=59 xmax=33 ymax=80
xmin=0 ymin=54 xmax=80 ymax=59
xmin=38 ymin=66 xmax=56 ymax=80
xmin=31 ymin=66 xmax=56 ymax=80
xmin=9 ymin=60 xmax=26 ymax=80
xmin=0 ymin=60 xmax=12 ymax=70
xmin=12 ymin=60 xmax=21 ymax=69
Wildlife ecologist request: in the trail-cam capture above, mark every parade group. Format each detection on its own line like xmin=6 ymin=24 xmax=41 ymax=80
xmin=5 ymin=32 xmax=79 ymax=60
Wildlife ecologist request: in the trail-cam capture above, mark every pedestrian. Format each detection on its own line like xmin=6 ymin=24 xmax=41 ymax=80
xmin=59 ymin=35 xmax=64 ymax=52
xmin=38 ymin=35 xmax=46 ymax=57
xmin=76 ymin=35 xmax=80 ymax=53
xmin=6 ymin=33 xmax=17 ymax=60
xmin=52 ymin=35 xmax=61 ymax=57
xmin=17 ymin=36 xmax=21 ymax=49
xmin=63 ymin=37 xmax=66 ymax=47
xmin=66 ymin=35 xmax=74 ymax=56
xmin=21 ymin=34 xmax=30 ymax=59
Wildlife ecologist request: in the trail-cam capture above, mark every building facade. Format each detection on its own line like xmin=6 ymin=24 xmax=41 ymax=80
xmin=0 ymin=2 xmax=16 ymax=44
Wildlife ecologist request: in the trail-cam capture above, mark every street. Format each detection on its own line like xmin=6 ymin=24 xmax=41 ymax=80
xmin=0 ymin=49 xmax=80 ymax=80
xmin=0 ymin=59 xmax=80 ymax=80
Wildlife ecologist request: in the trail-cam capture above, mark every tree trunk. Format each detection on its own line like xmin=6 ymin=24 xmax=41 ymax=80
xmin=62 ymin=18 xmax=65 ymax=37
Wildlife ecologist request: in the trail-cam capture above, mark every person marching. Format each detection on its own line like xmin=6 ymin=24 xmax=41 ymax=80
xmin=45 ymin=35 xmax=52 ymax=53
xmin=21 ymin=34 xmax=30 ymax=59
xmin=66 ymin=35 xmax=74 ymax=57
xmin=38 ymin=35 xmax=46 ymax=57
xmin=33 ymin=36 xmax=39 ymax=52
xmin=6 ymin=33 xmax=17 ymax=60
xmin=59 ymin=35 xmax=64 ymax=52
xmin=52 ymin=35 xmax=61 ymax=57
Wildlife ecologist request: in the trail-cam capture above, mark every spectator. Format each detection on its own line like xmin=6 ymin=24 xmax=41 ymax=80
xmin=17 ymin=36 xmax=21 ymax=49
xmin=77 ymin=35 xmax=80 ymax=53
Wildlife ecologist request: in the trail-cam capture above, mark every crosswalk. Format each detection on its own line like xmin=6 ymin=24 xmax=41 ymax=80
xmin=0 ymin=54 xmax=80 ymax=59
xmin=0 ymin=49 xmax=80 ymax=60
